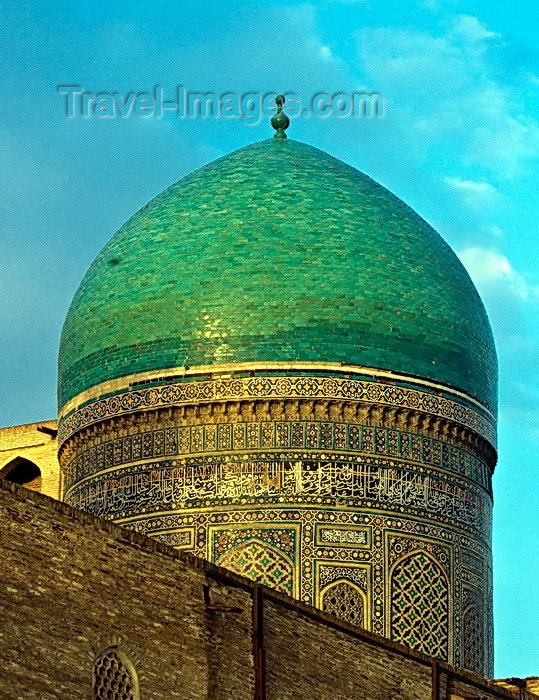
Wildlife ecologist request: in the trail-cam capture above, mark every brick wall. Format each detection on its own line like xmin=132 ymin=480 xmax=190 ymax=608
xmin=0 ymin=421 xmax=60 ymax=499
xmin=492 ymin=679 xmax=539 ymax=697
xmin=0 ymin=480 xmax=253 ymax=700
xmin=0 ymin=480 xmax=531 ymax=700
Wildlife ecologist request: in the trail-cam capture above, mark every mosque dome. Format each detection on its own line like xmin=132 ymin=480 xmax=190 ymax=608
xmin=58 ymin=137 xmax=497 ymax=415
xmin=58 ymin=134 xmax=498 ymax=674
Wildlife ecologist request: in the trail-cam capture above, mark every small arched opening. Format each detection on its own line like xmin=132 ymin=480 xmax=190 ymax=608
xmin=93 ymin=646 xmax=140 ymax=700
xmin=0 ymin=458 xmax=42 ymax=492
xmin=321 ymin=578 xmax=366 ymax=628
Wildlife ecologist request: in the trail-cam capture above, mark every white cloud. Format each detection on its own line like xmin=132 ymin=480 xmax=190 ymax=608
xmin=355 ymin=20 xmax=539 ymax=175
xmin=483 ymin=225 xmax=504 ymax=238
xmin=450 ymin=15 xmax=501 ymax=43
xmin=457 ymin=247 xmax=538 ymax=302
xmin=319 ymin=45 xmax=334 ymax=61
xmin=445 ymin=177 xmax=498 ymax=207
xmin=457 ymin=250 xmax=539 ymax=436
xmin=171 ymin=4 xmax=355 ymax=100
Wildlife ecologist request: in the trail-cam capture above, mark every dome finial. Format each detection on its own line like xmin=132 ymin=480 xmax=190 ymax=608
xmin=271 ymin=94 xmax=290 ymax=139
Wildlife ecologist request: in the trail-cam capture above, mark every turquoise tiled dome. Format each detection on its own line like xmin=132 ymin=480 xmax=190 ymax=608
xmin=58 ymin=138 xmax=497 ymax=412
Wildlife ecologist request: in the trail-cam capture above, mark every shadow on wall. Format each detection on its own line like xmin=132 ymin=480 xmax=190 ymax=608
xmin=0 ymin=458 xmax=42 ymax=492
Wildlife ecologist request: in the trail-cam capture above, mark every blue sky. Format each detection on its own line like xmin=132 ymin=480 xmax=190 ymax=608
xmin=1 ymin=0 xmax=538 ymax=678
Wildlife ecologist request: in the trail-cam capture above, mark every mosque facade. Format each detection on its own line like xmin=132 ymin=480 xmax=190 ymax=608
xmin=2 ymin=122 xmax=498 ymax=677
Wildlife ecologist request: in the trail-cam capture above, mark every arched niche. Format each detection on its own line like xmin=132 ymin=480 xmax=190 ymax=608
xmin=389 ymin=550 xmax=449 ymax=661
xmin=320 ymin=578 xmax=366 ymax=628
xmin=93 ymin=646 xmax=140 ymax=700
xmin=0 ymin=457 xmax=42 ymax=492
xmin=217 ymin=538 xmax=294 ymax=595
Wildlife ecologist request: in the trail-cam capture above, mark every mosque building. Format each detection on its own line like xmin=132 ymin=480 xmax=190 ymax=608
xmin=3 ymin=105 xmax=525 ymax=697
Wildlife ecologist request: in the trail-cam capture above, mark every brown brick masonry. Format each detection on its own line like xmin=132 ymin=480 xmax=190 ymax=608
xmin=0 ymin=421 xmax=60 ymax=500
xmin=0 ymin=479 xmax=530 ymax=700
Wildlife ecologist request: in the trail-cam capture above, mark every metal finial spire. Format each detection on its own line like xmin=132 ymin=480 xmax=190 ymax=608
xmin=271 ymin=94 xmax=290 ymax=139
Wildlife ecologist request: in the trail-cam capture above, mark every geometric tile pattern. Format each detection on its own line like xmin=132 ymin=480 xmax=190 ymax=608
xmin=211 ymin=527 xmax=296 ymax=562
xmin=463 ymin=588 xmax=484 ymax=674
xmin=64 ymin=453 xmax=492 ymax=541
xmin=124 ymin=500 xmax=491 ymax=674
xmin=217 ymin=539 xmax=294 ymax=595
xmin=387 ymin=534 xmax=451 ymax=578
xmin=390 ymin=552 xmax=449 ymax=660
xmin=93 ymin=647 xmax=138 ymax=700
xmin=322 ymin=580 xmax=365 ymax=627
xmin=318 ymin=564 xmax=368 ymax=592
xmin=62 ymin=419 xmax=492 ymax=494
xmin=58 ymin=373 xmax=496 ymax=446
xmin=61 ymin=373 xmax=494 ymax=676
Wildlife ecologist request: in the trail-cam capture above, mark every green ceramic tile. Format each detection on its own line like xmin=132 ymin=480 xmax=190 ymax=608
xmin=58 ymin=138 xmax=497 ymax=412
